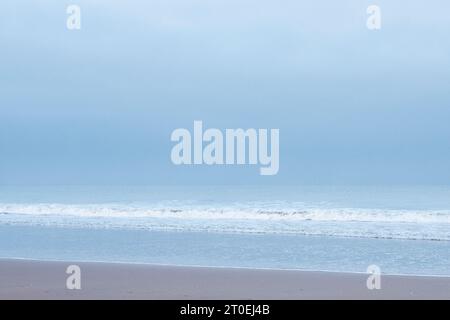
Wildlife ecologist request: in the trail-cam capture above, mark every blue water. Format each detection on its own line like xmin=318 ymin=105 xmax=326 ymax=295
xmin=0 ymin=186 xmax=449 ymax=275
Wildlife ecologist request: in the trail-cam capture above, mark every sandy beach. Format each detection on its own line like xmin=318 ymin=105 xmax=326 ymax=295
xmin=0 ymin=258 xmax=449 ymax=300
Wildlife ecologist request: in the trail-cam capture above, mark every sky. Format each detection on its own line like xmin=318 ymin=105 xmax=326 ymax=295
xmin=1 ymin=0 xmax=450 ymax=185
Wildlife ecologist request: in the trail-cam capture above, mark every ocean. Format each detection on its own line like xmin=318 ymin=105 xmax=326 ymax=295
xmin=0 ymin=185 xmax=449 ymax=275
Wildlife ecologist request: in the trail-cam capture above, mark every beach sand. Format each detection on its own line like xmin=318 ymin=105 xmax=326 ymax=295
xmin=0 ymin=258 xmax=449 ymax=300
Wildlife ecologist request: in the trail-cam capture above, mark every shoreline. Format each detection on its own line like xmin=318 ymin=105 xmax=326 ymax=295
xmin=4 ymin=256 xmax=450 ymax=278
xmin=1 ymin=258 xmax=449 ymax=299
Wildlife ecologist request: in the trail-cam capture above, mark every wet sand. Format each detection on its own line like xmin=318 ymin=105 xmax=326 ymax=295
xmin=0 ymin=259 xmax=449 ymax=299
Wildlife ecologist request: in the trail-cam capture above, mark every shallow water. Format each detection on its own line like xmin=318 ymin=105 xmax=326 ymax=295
xmin=0 ymin=225 xmax=449 ymax=276
xmin=0 ymin=185 xmax=449 ymax=275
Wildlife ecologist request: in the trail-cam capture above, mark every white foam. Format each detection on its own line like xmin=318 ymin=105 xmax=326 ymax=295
xmin=1 ymin=202 xmax=450 ymax=241
xmin=1 ymin=202 xmax=449 ymax=223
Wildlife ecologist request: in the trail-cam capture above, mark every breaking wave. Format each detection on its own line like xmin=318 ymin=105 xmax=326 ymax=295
xmin=0 ymin=202 xmax=449 ymax=241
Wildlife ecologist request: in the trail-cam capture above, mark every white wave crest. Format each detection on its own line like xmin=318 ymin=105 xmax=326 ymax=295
xmin=0 ymin=202 xmax=450 ymax=224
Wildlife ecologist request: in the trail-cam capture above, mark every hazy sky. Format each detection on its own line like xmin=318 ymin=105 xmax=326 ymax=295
xmin=1 ymin=0 xmax=449 ymax=185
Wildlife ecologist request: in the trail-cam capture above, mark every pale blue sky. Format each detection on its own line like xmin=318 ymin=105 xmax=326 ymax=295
xmin=1 ymin=0 xmax=450 ymax=184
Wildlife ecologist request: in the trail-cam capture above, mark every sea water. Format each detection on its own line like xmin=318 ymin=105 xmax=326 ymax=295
xmin=0 ymin=185 xmax=449 ymax=275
